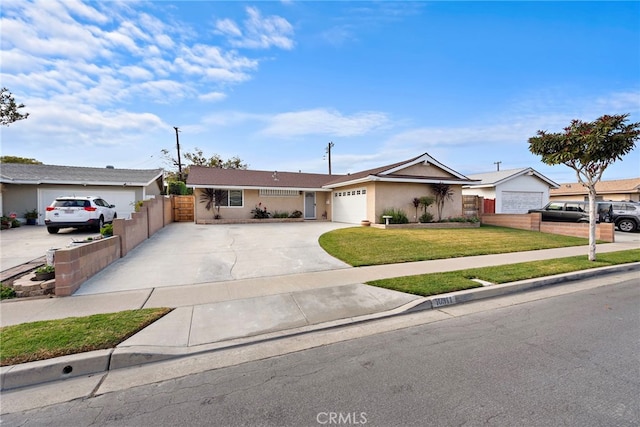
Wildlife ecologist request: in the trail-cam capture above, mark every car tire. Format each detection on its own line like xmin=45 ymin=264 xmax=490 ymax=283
xmin=95 ymin=216 xmax=104 ymax=232
xmin=617 ymin=219 xmax=637 ymax=233
xmin=47 ymin=227 xmax=59 ymax=234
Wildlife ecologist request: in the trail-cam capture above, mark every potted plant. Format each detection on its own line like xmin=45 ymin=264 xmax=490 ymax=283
xmin=25 ymin=209 xmax=38 ymax=225
xmin=34 ymin=264 xmax=55 ymax=281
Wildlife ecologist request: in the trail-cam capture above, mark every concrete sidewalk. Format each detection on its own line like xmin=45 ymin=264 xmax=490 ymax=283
xmin=1 ymin=242 xmax=639 ymax=391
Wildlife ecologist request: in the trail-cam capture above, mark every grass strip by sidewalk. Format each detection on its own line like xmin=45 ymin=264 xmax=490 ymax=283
xmin=0 ymin=307 xmax=171 ymax=366
xmin=367 ymin=249 xmax=640 ymax=297
xmin=319 ymin=226 xmax=591 ymax=266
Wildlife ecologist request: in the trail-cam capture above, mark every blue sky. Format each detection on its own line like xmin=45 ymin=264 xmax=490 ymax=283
xmin=1 ymin=0 xmax=639 ymax=184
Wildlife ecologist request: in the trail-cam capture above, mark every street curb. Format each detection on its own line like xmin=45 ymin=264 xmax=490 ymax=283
xmin=0 ymin=349 xmax=112 ymax=390
xmin=2 ymin=263 xmax=639 ymax=391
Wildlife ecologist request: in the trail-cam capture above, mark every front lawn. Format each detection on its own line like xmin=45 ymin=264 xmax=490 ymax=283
xmin=368 ymin=249 xmax=640 ymax=297
xmin=319 ymin=225 xmax=591 ymax=266
xmin=0 ymin=308 xmax=171 ymax=366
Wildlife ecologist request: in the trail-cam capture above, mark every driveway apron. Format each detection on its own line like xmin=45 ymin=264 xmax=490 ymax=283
xmin=74 ymin=222 xmax=352 ymax=295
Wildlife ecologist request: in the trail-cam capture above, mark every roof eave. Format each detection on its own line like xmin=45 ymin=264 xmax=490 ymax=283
xmin=190 ymin=184 xmax=330 ymax=192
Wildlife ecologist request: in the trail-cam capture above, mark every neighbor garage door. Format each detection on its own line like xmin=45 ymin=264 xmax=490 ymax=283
xmin=332 ymin=188 xmax=367 ymax=224
xmin=501 ymin=191 xmax=543 ymax=214
xmin=38 ymin=187 xmax=136 ymax=225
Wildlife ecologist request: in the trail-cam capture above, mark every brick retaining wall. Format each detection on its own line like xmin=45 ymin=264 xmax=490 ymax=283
xmin=481 ymin=213 xmax=615 ymax=242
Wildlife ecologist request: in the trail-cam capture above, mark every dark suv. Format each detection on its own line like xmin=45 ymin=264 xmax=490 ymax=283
xmin=529 ymin=201 xmax=640 ymax=232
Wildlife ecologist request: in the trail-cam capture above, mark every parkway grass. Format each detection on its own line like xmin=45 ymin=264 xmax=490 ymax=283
xmin=319 ymin=225 xmax=591 ymax=267
xmin=368 ymin=249 xmax=640 ymax=297
xmin=0 ymin=307 xmax=171 ymax=366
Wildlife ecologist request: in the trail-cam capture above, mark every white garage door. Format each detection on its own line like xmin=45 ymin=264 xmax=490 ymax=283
xmin=38 ymin=187 xmax=136 ymax=225
xmin=332 ymin=188 xmax=367 ymax=224
xmin=501 ymin=191 xmax=543 ymax=214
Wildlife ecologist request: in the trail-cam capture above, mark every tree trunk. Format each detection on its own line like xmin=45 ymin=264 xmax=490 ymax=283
xmin=587 ymin=185 xmax=597 ymax=261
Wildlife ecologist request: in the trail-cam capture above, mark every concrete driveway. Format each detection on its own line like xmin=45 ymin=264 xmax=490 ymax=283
xmin=73 ymin=221 xmax=353 ymax=295
xmin=0 ymin=225 xmax=100 ymax=271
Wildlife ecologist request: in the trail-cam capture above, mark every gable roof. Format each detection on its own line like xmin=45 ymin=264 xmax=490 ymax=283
xmin=551 ymin=177 xmax=640 ymax=196
xmin=323 ymin=153 xmax=475 ymax=188
xmin=0 ymin=163 xmax=164 ymax=187
xmin=464 ymin=167 xmax=559 ymax=189
xmin=187 ymin=166 xmax=337 ymax=191
xmin=187 ymin=153 xmax=476 ymax=191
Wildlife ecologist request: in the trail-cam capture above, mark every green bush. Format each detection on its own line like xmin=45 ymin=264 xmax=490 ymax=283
xmin=379 ymin=208 xmax=409 ymax=224
xmin=35 ymin=265 xmax=55 ymax=274
xmin=251 ymin=204 xmax=270 ymax=219
xmin=419 ymin=212 xmax=434 ymax=223
xmin=272 ymin=211 xmax=290 ymax=218
xmin=289 ymin=210 xmax=303 ymax=218
xmin=100 ymin=223 xmax=113 ymax=236
xmin=167 ymin=180 xmax=189 ymax=195
xmin=1 ymin=284 xmax=16 ymax=300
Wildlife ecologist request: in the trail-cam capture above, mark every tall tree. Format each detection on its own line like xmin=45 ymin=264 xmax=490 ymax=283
xmin=528 ymin=114 xmax=639 ymax=261
xmin=0 ymin=88 xmax=29 ymax=126
xmin=161 ymin=147 xmax=248 ymax=181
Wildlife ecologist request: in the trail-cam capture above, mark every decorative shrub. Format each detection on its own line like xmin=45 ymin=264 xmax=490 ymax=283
xmin=419 ymin=212 xmax=434 ymax=223
xmin=251 ymin=203 xmax=270 ymax=219
xmin=379 ymin=208 xmax=409 ymax=224
xmin=35 ymin=265 xmax=55 ymax=274
xmin=0 ymin=284 xmax=16 ymax=300
xmin=440 ymin=216 xmax=479 ymax=223
xmin=289 ymin=210 xmax=303 ymax=218
xmin=101 ymin=223 xmax=113 ymax=237
xmin=272 ymin=211 xmax=290 ymax=218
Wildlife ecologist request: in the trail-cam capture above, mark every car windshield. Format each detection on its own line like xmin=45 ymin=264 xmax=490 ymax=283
xmin=53 ymin=199 xmax=90 ymax=208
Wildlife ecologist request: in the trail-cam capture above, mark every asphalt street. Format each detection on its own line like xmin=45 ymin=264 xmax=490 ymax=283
xmin=2 ymin=275 xmax=638 ymax=426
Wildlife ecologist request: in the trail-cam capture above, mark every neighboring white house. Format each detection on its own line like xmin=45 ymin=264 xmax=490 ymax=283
xmin=462 ymin=167 xmax=559 ymax=214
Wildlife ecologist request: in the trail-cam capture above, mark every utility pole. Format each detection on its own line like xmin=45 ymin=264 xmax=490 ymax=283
xmin=494 ymin=161 xmax=501 ymax=172
xmin=174 ymin=126 xmax=183 ymax=181
xmin=326 ymin=141 xmax=334 ymax=175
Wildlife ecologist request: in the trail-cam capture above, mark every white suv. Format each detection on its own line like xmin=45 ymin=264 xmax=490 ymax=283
xmin=45 ymin=196 xmax=117 ymax=234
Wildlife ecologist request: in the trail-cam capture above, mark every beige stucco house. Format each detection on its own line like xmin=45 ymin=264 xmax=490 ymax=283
xmin=187 ymin=153 xmax=477 ymax=224
xmin=550 ymin=177 xmax=640 ymax=202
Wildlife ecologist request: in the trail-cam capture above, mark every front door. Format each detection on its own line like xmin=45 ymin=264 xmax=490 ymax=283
xmin=304 ymin=192 xmax=316 ymax=219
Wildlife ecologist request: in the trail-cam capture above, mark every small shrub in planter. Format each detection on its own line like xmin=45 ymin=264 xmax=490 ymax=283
xmin=272 ymin=211 xmax=290 ymax=218
xmin=25 ymin=209 xmax=38 ymax=225
xmin=100 ymin=223 xmax=114 ymax=237
xmin=289 ymin=210 xmax=303 ymax=219
xmin=34 ymin=265 xmax=55 ymax=280
xmin=251 ymin=203 xmax=270 ymax=219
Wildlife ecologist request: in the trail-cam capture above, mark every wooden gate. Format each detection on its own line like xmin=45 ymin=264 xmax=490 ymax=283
xmin=483 ymin=198 xmax=496 ymax=214
xmin=172 ymin=195 xmax=194 ymax=222
xmin=462 ymin=195 xmax=480 ymax=217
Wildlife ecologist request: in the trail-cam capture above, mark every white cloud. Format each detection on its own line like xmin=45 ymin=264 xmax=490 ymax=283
xmin=198 ymin=91 xmax=227 ymax=102
xmin=215 ymin=6 xmax=294 ymax=50
xmin=262 ymin=108 xmax=390 ymax=137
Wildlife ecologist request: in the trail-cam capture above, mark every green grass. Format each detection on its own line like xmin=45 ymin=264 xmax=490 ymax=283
xmin=0 ymin=308 xmax=171 ymax=366
xmin=319 ymin=225 xmax=591 ymax=266
xmin=368 ymin=249 xmax=640 ymax=297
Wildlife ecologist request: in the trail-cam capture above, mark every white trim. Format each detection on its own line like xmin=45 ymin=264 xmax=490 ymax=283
xmin=260 ymin=189 xmax=299 ymax=197
xmin=381 ymin=153 xmax=469 ymax=180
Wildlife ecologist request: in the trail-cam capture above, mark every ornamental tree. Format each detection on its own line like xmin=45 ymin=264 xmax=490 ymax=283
xmin=0 ymin=88 xmax=29 ymax=126
xmin=528 ymin=114 xmax=639 ymax=261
